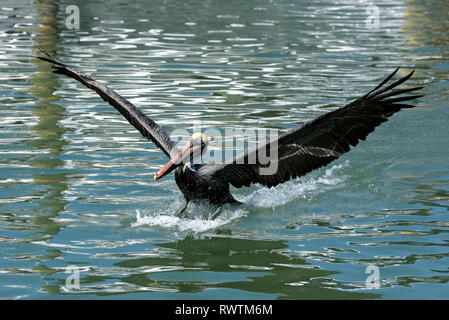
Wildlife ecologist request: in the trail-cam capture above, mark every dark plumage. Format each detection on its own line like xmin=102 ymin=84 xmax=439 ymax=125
xmin=37 ymin=49 xmax=177 ymax=158
xmin=213 ymin=68 xmax=423 ymax=189
xmin=37 ymin=49 xmax=423 ymax=219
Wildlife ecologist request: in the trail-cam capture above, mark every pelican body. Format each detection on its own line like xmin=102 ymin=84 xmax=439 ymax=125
xmin=37 ymin=49 xmax=423 ymax=219
xmin=174 ymin=164 xmax=237 ymax=205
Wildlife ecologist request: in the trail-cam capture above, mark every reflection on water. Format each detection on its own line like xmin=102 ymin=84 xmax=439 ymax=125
xmin=28 ymin=0 xmax=67 ymax=237
xmin=402 ymin=0 xmax=449 ymax=47
xmin=0 ymin=0 xmax=448 ymax=299
xmin=114 ymin=237 xmax=380 ymax=299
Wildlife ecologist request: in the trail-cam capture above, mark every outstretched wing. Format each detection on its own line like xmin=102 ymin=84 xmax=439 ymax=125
xmin=37 ymin=49 xmax=177 ymax=158
xmin=213 ymin=68 xmax=423 ymax=188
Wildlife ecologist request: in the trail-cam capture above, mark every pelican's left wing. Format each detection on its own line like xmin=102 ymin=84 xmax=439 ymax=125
xmin=212 ymin=68 xmax=423 ymax=188
xmin=37 ymin=49 xmax=177 ymax=158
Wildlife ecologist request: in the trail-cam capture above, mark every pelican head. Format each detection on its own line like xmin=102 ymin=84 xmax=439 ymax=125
xmin=154 ymin=132 xmax=208 ymax=180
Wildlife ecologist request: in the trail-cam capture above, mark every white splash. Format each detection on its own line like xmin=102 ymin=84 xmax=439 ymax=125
xmin=132 ymin=206 xmax=247 ymax=232
xmin=241 ymin=161 xmax=349 ymax=208
xmin=132 ymin=161 xmax=348 ymax=231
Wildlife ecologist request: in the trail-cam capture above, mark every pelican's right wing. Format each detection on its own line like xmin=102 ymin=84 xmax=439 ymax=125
xmin=37 ymin=49 xmax=177 ymax=158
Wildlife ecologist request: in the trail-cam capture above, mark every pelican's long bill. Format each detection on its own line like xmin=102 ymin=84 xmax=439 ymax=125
xmin=154 ymin=136 xmax=204 ymax=180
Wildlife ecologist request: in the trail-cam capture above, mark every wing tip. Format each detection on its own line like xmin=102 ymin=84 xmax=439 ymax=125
xmin=364 ymin=67 xmax=423 ymax=102
xmin=36 ymin=47 xmax=68 ymax=68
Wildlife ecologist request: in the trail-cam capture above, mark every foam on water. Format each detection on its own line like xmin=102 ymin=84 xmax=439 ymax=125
xmin=132 ymin=205 xmax=247 ymax=232
xmin=242 ymin=161 xmax=349 ymax=208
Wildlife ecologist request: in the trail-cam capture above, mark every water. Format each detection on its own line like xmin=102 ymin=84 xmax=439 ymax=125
xmin=0 ymin=0 xmax=448 ymax=299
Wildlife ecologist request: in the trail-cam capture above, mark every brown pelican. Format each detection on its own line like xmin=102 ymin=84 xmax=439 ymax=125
xmin=37 ymin=49 xmax=423 ymax=219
